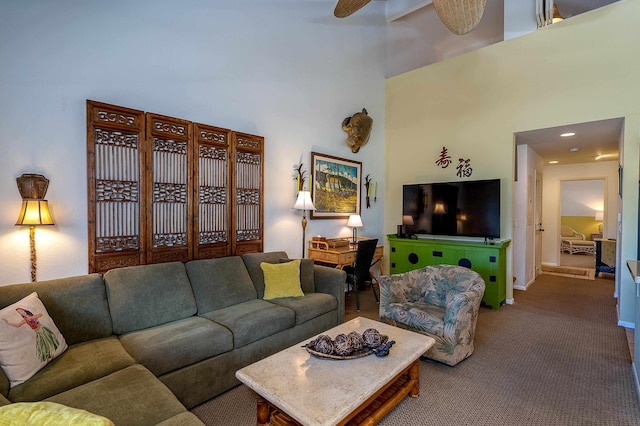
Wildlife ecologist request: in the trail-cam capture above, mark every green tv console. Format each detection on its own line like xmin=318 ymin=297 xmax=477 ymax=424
xmin=387 ymin=235 xmax=510 ymax=310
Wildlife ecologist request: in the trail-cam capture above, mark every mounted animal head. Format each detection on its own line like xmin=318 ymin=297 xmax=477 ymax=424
xmin=342 ymin=108 xmax=373 ymax=153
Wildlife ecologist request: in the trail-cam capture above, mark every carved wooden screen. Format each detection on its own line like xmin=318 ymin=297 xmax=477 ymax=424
xmin=194 ymin=123 xmax=232 ymax=259
xmin=232 ymin=132 xmax=264 ymax=255
xmin=145 ymin=113 xmax=193 ymax=264
xmin=87 ymin=100 xmax=263 ymax=273
xmin=87 ymin=101 xmax=146 ymax=273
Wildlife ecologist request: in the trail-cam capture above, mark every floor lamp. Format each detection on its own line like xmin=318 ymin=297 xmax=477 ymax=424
xmin=293 ymin=191 xmax=315 ymax=258
xmin=15 ymin=174 xmax=55 ymax=282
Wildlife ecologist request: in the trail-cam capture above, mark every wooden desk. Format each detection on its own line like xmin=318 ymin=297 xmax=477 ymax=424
xmin=307 ymin=239 xmax=383 ymax=273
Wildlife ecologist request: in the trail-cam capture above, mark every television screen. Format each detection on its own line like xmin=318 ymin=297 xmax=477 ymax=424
xmin=402 ymin=179 xmax=500 ymax=239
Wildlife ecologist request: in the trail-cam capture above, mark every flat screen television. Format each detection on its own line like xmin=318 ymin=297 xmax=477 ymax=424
xmin=402 ymin=179 xmax=500 ymax=239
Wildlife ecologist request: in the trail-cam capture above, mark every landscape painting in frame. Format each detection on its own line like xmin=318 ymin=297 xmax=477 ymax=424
xmin=311 ymin=152 xmax=361 ymax=219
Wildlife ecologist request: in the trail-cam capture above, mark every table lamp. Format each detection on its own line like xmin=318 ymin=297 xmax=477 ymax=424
xmin=347 ymin=214 xmax=363 ymax=243
xmin=15 ymin=174 xmax=55 ymax=282
xmin=293 ymin=191 xmax=315 ymax=258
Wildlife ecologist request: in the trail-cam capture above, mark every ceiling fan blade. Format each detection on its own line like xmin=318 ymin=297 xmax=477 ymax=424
xmin=334 ymin=0 xmax=372 ymax=18
xmin=432 ymin=0 xmax=487 ymax=35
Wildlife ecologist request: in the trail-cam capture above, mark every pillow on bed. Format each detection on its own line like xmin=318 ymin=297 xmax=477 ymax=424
xmin=0 ymin=292 xmax=67 ymax=387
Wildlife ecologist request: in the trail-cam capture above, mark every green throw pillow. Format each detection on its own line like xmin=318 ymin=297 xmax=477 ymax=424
xmin=0 ymin=401 xmax=115 ymax=425
xmin=261 ymin=260 xmax=305 ymax=300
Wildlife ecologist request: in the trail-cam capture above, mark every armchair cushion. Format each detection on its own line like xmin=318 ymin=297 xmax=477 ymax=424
xmin=560 ymin=225 xmax=585 ymax=240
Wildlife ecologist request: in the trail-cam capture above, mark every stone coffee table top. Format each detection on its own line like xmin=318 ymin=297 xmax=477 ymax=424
xmin=236 ymin=316 xmax=435 ymax=426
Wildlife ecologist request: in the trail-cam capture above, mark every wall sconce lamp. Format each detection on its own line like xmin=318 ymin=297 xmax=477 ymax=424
xmin=347 ymin=214 xmax=363 ymax=243
xmin=595 ymin=211 xmax=604 ymax=221
xmin=293 ymin=190 xmax=315 ymax=258
xmin=15 ymin=174 xmax=54 ymax=282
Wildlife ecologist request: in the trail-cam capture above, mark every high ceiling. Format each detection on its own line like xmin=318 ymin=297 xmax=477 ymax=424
xmin=392 ymin=0 xmax=621 ymax=165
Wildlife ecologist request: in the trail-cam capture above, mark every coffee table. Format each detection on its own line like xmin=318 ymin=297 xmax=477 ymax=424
xmin=235 ymin=317 xmax=435 ymax=426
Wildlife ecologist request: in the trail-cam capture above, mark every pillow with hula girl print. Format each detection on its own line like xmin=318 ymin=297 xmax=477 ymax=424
xmin=0 ymin=292 xmax=67 ymax=387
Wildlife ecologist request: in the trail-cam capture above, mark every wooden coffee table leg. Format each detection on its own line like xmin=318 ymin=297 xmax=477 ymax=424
xmin=256 ymin=396 xmax=271 ymax=426
xmin=409 ymin=360 xmax=420 ymax=398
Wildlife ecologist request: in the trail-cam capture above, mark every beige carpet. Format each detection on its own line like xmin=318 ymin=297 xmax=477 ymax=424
xmin=191 ymin=275 xmax=640 ymax=425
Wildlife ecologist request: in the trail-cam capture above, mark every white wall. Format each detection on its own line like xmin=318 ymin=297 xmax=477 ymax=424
xmin=513 ymin=144 xmax=543 ymax=291
xmin=0 ymin=0 xmax=388 ymax=285
xmin=560 ymin=180 xmax=605 ymax=216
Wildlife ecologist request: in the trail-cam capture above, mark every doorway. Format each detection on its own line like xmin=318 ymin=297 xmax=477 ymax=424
xmin=559 ymin=179 xmax=605 ymax=270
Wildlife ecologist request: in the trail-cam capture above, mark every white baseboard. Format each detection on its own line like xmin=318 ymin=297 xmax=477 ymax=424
xmin=633 ymin=362 xmax=640 ymax=406
xmin=505 ymin=298 xmax=514 ymax=305
xmin=514 ymin=277 xmax=536 ymax=291
xmin=618 ymin=320 xmax=635 ymax=329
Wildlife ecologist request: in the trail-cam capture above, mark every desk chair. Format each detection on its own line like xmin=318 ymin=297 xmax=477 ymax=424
xmin=343 ymin=238 xmax=378 ymax=311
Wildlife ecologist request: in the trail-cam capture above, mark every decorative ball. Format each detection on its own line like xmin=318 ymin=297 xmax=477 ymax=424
xmin=313 ymin=335 xmax=334 ymax=355
xmin=362 ymin=328 xmax=382 ymax=348
xmin=347 ymin=331 xmax=365 ymax=351
xmin=333 ymin=333 xmax=353 ymax=356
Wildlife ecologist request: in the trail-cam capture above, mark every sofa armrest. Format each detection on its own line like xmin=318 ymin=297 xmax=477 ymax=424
xmin=313 ymin=265 xmax=346 ymax=323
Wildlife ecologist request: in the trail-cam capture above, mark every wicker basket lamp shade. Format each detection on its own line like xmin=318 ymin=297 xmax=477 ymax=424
xmin=334 ymin=0 xmax=371 ymax=18
xmin=433 ymin=0 xmax=487 ymax=35
xmin=16 ymin=173 xmax=50 ymax=199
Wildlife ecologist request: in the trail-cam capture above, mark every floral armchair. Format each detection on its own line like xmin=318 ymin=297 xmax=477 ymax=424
xmin=378 ymin=265 xmax=485 ymax=366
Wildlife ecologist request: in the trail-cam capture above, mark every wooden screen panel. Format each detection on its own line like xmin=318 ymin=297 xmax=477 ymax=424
xmin=194 ymin=123 xmax=232 ymax=259
xmin=232 ymin=132 xmax=264 ymax=255
xmin=87 ymin=100 xmax=145 ymax=273
xmin=145 ymin=113 xmax=193 ymax=264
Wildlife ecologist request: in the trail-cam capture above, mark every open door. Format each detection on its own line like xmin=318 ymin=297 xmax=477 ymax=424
xmin=534 ymin=170 xmax=543 ymax=277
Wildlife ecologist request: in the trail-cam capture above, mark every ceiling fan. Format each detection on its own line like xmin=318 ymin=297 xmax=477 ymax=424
xmin=333 ymin=0 xmax=488 ymax=35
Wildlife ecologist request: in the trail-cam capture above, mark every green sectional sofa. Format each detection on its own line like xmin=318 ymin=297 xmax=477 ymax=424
xmin=0 ymin=252 xmax=346 ymax=425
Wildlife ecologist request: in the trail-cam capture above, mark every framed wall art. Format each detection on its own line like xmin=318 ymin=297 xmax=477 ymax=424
xmin=311 ymin=152 xmax=362 ymax=219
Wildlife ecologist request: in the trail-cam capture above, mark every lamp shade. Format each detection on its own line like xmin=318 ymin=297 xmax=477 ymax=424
xmin=595 ymin=211 xmax=604 ymax=221
xmin=16 ymin=199 xmax=54 ymax=226
xmin=402 ymin=215 xmax=414 ymax=226
xmin=433 ymin=203 xmax=447 ymax=214
xmin=347 ymin=214 xmax=363 ymax=228
xmin=293 ymin=191 xmax=315 ymax=211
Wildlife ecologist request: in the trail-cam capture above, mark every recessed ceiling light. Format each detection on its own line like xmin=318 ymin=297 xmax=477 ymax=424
xmin=569 ymin=147 xmax=579 ymax=152
xmin=561 ymin=132 xmax=575 ymax=137
xmin=549 ymin=160 xmax=559 ymax=164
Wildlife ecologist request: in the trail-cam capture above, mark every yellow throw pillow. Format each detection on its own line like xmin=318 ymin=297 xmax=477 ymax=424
xmin=261 ymin=260 xmax=305 ymax=300
xmin=0 ymin=402 xmax=115 ymax=425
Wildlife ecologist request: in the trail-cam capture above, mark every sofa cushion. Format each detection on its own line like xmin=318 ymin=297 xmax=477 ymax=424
xmin=279 ymin=258 xmax=315 ymax=293
xmin=45 ymin=364 xmax=189 ymax=426
xmin=261 ymin=260 xmax=305 ymax=300
xmin=242 ymin=251 xmax=289 ymax=298
xmin=0 ymin=274 xmax=112 ymax=345
xmin=104 ymin=262 xmax=197 ymax=335
xmin=267 ymin=293 xmax=337 ymax=325
xmin=8 ymin=336 xmax=135 ymax=403
xmin=202 ymin=299 xmax=295 ymax=349
xmin=185 ymin=257 xmax=257 ymax=314
xmin=0 ymin=292 xmax=68 ymax=387
xmin=119 ymin=316 xmax=233 ymax=376
xmin=0 ymin=401 xmax=115 ymax=425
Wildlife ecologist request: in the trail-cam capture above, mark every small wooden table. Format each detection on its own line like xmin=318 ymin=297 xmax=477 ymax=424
xmin=307 ymin=239 xmax=384 ymax=273
xmin=236 ymin=317 xmax=434 ymax=426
